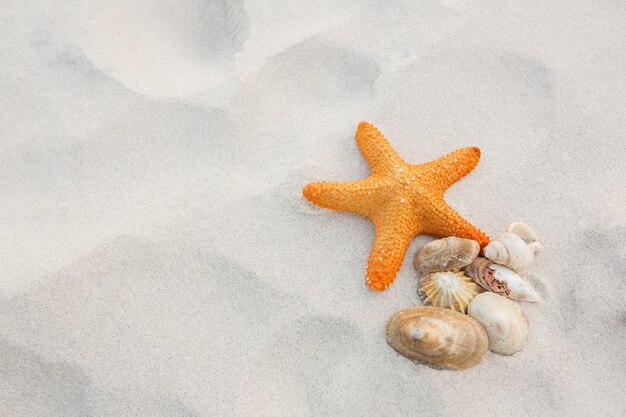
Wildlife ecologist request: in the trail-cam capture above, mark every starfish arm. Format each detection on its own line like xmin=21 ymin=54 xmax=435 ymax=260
xmin=356 ymin=122 xmax=405 ymax=175
xmin=417 ymin=147 xmax=481 ymax=192
xmin=302 ymin=177 xmax=389 ymax=218
xmin=366 ymin=209 xmax=420 ymax=291
xmin=422 ymin=200 xmax=490 ymax=247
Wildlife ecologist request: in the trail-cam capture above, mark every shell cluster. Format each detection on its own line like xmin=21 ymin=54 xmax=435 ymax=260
xmin=468 ymin=222 xmax=541 ymax=305
xmin=414 ymin=237 xmax=483 ymax=313
xmin=387 ymin=222 xmax=542 ymax=369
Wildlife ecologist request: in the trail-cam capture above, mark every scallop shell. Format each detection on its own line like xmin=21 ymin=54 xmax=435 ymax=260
xmin=468 ymin=292 xmax=529 ymax=355
xmin=508 ymin=222 xmax=541 ymax=253
xmin=464 ymin=257 xmax=539 ymax=302
xmin=418 ymin=271 xmax=484 ymax=313
xmin=484 ymin=232 xmax=535 ymax=274
xmin=413 ymin=237 xmax=480 ymax=273
xmin=386 ymin=306 xmax=488 ymax=369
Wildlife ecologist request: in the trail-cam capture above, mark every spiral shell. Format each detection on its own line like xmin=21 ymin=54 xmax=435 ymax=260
xmin=418 ymin=271 xmax=484 ymax=313
xmin=464 ymin=257 xmax=539 ymax=302
xmin=468 ymin=293 xmax=529 ymax=355
xmin=386 ymin=306 xmax=488 ymax=369
xmin=508 ymin=222 xmax=541 ymax=253
xmin=413 ymin=237 xmax=480 ymax=273
xmin=484 ymin=232 xmax=535 ymax=274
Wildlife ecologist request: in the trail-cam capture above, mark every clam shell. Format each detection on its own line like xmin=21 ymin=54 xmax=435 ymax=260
xmin=413 ymin=237 xmax=480 ymax=273
xmin=418 ymin=271 xmax=484 ymax=313
xmin=386 ymin=306 xmax=488 ymax=369
xmin=468 ymin=292 xmax=529 ymax=355
xmin=464 ymin=257 xmax=539 ymax=302
xmin=507 ymin=222 xmax=541 ymax=253
xmin=484 ymin=232 xmax=534 ymax=274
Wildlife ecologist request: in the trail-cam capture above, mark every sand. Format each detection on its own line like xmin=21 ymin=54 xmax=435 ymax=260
xmin=1 ymin=0 xmax=625 ymax=415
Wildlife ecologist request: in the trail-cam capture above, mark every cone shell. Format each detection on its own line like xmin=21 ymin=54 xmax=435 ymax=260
xmin=418 ymin=271 xmax=484 ymax=313
xmin=508 ymin=222 xmax=541 ymax=253
xmin=468 ymin=293 xmax=529 ymax=355
xmin=464 ymin=257 xmax=540 ymax=302
xmin=413 ymin=237 xmax=480 ymax=273
xmin=386 ymin=306 xmax=488 ymax=370
xmin=484 ymin=232 xmax=535 ymax=274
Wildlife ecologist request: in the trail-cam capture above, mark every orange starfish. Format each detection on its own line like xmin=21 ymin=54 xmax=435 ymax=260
xmin=303 ymin=122 xmax=490 ymax=291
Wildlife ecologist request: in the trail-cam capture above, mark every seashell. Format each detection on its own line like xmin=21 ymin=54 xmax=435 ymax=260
xmin=413 ymin=237 xmax=480 ymax=273
xmin=468 ymin=292 xmax=529 ymax=355
xmin=508 ymin=222 xmax=541 ymax=253
xmin=386 ymin=306 xmax=488 ymax=369
xmin=464 ymin=257 xmax=540 ymax=302
xmin=484 ymin=232 xmax=534 ymax=274
xmin=418 ymin=271 xmax=484 ymax=313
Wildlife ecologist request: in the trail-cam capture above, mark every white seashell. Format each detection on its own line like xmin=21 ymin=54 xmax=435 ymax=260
xmin=484 ymin=232 xmax=534 ymax=274
xmin=464 ymin=257 xmax=540 ymax=302
xmin=386 ymin=306 xmax=488 ymax=369
xmin=507 ymin=222 xmax=541 ymax=253
xmin=483 ymin=240 xmax=507 ymax=264
xmin=468 ymin=292 xmax=529 ymax=355
xmin=527 ymin=241 xmax=542 ymax=254
xmin=418 ymin=271 xmax=484 ymax=314
xmin=413 ymin=237 xmax=480 ymax=273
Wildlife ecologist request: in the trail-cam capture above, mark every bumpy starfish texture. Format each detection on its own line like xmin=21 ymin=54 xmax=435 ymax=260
xmin=303 ymin=122 xmax=490 ymax=291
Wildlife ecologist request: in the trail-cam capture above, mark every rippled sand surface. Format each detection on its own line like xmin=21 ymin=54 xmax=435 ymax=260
xmin=1 ymin=1 xmax=625 ymax=415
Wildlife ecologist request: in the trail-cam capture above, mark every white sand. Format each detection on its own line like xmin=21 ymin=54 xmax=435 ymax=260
xmin=1 ymin=0 xmax=625 ymax=415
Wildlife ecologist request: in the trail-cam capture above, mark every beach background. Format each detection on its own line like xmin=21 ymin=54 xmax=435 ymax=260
xmin=1 ymin=0 xmax=625 ymax=415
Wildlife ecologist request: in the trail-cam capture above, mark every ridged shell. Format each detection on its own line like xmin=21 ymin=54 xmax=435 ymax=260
xmin=468 ymin=293 xmax=529 ymax=355
xmin=464 ymin=257 xmax=539 ymax=302
xmin=418 ymin=271 xmax=484 ymax=314
xmin=386 ymin=306 xmax=488 ymax=369
xmin=484 ymin=232 xmax=534 ymax=274
xmin=508 ymin=222 xmax=541 ymax=253
xmin=413 ymin=237 xmax=480 ymax=273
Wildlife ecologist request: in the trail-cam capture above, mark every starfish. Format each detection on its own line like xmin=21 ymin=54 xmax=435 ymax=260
xmin=303 ymin=122 xmax=490 ymax=291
